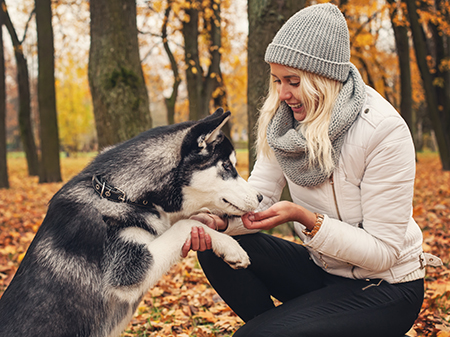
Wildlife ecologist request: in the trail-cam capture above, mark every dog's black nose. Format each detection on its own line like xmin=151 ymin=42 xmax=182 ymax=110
xmin=257 ymin=194 xmax=263 ymax=203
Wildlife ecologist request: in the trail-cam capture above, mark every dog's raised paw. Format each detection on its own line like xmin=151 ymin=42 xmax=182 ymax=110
xmin=212 ymin=237 xmax=250 ymax=269
xmin=224 ymin=254 xmax=250 ymax=269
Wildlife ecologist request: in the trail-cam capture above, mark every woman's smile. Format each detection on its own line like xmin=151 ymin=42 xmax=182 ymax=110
xmin=287 ymin=102 xmax=306 ymax=121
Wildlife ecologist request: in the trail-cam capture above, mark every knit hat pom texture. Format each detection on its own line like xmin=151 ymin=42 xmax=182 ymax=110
xmin=265 ymin=3 xmax=351 ymax=83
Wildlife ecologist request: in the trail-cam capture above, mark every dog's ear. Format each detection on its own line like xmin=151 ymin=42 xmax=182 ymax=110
xmin=181 ymin=108 xmax=231 ymax=156
xmin=194 ymin=108 xmax=230 ymax=149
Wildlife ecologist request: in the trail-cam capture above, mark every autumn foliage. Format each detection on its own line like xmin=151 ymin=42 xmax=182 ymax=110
xmin=0 ymin=152 xmax=449 ymax=336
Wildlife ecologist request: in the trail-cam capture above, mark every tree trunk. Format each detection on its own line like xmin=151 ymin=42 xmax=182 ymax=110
xmin=211 ymin=67 xmax=231 ymax=139
xmin=388 ymin=0 xmax=414 ymax=140
xmin=429 ymin=0 xmax=450 ymax=166
xmin=16 ymin=50 xmax=39 ymax=176
xmin=405 ymin=0 xmax=450 ymax=170
xmin=89 ymin=0 xmax=151 ymax=149
xmin=355 ymin=55 xmax=376 ymax=89
xmin=162 ymin=0 xmax=180 ymax=125
xmin=182 ymin=0 xmax=223 ymax=121
xmin=182 ymin=1 xmax=202 ymax=120
xmin=0 ymin=13 xmax=8 ymax=189
xmin=36 ymin=0 xmax=62 ymax=183
xmin=2 ymin=1 xmax=39 ymax=176
xmin=247 ymin=0 xmax=306 ymax=171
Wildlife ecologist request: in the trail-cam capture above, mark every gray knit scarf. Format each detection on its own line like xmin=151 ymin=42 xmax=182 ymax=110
xmin=266 ymin=64 xmax=366 ymax=187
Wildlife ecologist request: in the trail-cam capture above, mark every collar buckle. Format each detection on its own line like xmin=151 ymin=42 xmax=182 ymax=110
xmin=92 ymin=175 xmax=154 ymax=210
xmin=92 ymin=175 xmax=127 ymax=203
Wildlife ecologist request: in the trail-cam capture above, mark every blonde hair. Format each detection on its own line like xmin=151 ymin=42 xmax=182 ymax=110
xmin=256 ymin=67 xmax=343 ymax=176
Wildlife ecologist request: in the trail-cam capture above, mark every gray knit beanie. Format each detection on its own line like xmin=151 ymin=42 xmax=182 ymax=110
xmin=265 ymin=3 xmax=351 ymax=82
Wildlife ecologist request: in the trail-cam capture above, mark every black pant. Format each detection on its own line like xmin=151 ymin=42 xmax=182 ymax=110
xmin=198 ymin=233 xmax=424 ymax=337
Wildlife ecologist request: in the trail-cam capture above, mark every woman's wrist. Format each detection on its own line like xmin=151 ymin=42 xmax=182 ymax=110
xmin=292 ymin=204 xmax=316 ymax=231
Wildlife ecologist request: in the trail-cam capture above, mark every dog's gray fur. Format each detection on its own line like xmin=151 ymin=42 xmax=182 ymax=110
xmin=0 ymin=109 xmax=261 ymax=337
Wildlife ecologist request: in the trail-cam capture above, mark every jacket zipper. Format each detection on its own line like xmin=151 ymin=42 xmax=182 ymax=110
xmin=325 ymin=173 xmax=344 ymax=272
xmin=312 ymin=174 xmax=344 ymax=271
xmin=330 ymin=173 xmax=342 ymax=221
xmin=330 ymin=174 xmax=359 ymax=278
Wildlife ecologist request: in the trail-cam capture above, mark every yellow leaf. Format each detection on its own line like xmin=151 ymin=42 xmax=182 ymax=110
xmin=437 ymin=332 xmax=450 ymax=337
xmin=17 ymin=252 xmax=26 ymax=263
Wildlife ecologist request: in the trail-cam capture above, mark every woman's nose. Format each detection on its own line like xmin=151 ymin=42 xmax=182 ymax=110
xmin=278 ymin=84 xmax=292 ymax=101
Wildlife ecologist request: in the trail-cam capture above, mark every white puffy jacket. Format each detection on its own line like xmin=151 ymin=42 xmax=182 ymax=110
xmin=227 ymin=86 xmax=438 ymax=283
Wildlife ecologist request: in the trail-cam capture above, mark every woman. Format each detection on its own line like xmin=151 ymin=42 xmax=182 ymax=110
xmin=182 ymin=3 xmax=440 ymax=336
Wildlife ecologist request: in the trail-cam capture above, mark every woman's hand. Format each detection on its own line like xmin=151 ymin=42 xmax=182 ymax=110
xmin=241 ymin=201 xmax=315 ymax=231
xmin=181 ymin=214 xmax=227 ymax=258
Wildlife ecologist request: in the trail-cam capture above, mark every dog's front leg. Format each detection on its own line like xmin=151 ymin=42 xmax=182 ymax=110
xmin=145 ymin=219 xmax=250 ymax=281
xmin=198 ymin=223 xmax=251 ymax=269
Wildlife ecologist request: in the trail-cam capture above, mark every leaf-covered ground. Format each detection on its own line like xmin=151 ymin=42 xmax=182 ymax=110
xmin=0 ymin=152 xmax=449 ymax=336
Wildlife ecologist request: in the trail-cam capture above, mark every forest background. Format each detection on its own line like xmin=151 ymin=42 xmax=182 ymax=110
xmin=1 ymin=0 xmax=450 ymax=336
xmin=2 ymin=0 xmax=450 ymax=179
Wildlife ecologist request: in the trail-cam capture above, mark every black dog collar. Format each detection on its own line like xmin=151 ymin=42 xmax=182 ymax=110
xmin=92 ymin=174 xmax=154 ymax=209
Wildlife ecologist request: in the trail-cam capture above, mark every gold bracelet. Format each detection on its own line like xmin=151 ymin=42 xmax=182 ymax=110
xmin=302 ymin=213 xmax=324 ymax=238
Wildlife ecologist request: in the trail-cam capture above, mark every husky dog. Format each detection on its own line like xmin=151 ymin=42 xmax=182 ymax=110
xmin=0 ymin=109 xmax=262 ymax=337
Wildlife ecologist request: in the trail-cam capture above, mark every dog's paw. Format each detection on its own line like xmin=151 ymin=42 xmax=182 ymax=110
xmin=212 ymin=236 xmax=250 ymax=269
xmin=222 ymin=252 xmax=250 ymax=269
